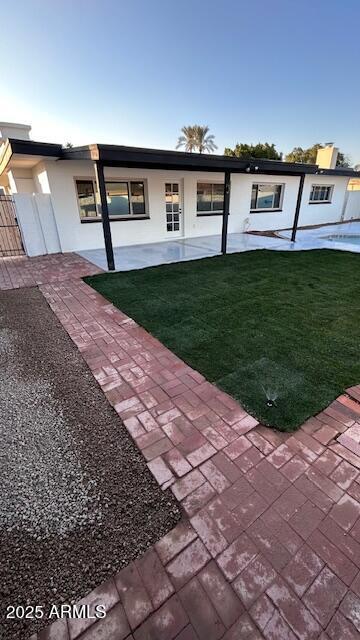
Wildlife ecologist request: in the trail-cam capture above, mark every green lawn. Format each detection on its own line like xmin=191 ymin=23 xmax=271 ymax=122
xmin=85 ymin=250 xmax=360 ymax=431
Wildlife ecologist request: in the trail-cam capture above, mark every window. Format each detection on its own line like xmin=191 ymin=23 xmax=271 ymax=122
xmin=309 ymin=184 xmax=333 ymax=203
xmin=76 ymin=180 xmax=98 ymax=219
xmin=106 ymin=181 xmax=146 ymax=216
xmin=251 ymin=183 xmax=283 ymax=211
xmin=197 ymin=182 xmax=224 ymax=213
xmin=130 ymin=181 xmax=146 ymax=215
xmin=75 ymin=179 xmax=146 ymax=220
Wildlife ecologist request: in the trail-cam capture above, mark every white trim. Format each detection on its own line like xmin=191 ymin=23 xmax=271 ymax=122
xmin=309 ymin=184 xmax=334 ymax=204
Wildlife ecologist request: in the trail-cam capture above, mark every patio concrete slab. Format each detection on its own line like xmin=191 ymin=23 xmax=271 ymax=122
xmin=278 ymin=220 xmax=360 ymax=253
xmin=77 ymin=222 xmax=360 ymax=272
xmin=77 ymin=233 xmax=290 ymax=271
xmin=78 ymin=239 xmax=215 ymax=271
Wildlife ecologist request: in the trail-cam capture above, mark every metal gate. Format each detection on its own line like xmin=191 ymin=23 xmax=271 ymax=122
xmin=0 ymin=196 xmax=24 ymax=257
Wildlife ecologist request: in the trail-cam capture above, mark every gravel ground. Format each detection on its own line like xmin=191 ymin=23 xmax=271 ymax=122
xmin=0 ymin=287 xmax=181 ymax=640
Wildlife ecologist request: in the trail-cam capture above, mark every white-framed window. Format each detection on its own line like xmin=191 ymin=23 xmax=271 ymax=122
xmin=250 ymin=183 xmax=284 ymax=212
xmin=75 ymin=178 xmax=147 ymax=220
xmin=197 ymin=182 xmax=224 ymax=214
xmin=309 ymin=184 xmax=334 ymax=203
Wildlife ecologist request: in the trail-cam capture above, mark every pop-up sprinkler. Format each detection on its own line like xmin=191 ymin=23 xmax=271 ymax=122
xmin=266 ymin=399 xmax=277 ymax=407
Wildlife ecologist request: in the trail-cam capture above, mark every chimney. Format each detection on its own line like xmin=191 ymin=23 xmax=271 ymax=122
xmin=0 ymin=122 xmax=32 ymax=145
xmin=316 ymin=144 xmax=339 ymax=169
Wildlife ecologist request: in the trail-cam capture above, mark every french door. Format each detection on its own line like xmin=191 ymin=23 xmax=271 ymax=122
xmin=165 ymin=182 xmax=182 ymax=237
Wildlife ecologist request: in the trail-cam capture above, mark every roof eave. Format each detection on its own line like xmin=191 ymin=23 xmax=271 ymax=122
xmin=77 ymin=145 xmax=318 ymax=175
xmin=8 ymin=138 xmax=63 ymax=157
xmin=3 ymin=138 xmax=360 ymax=178
xmin=316 ymin=168 xmax=360 ymax=178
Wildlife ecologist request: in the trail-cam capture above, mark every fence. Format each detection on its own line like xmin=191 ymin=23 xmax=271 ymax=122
xmin=0 ymin=196 xmax=24 ymax=256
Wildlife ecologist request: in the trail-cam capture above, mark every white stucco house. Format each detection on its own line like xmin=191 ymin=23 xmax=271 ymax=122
xmin=0 ymin=122 xmax=359 ymax=267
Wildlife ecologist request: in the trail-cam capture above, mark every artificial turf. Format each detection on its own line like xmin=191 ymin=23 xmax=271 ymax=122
xmin=85 ymin=249 xmax=360 ymax=431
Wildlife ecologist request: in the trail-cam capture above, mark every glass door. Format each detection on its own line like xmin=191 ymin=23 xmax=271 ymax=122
xmin=165 ymin=182 xmax=182 ymax=237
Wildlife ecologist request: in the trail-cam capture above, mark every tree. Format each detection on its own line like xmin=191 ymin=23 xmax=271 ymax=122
xmin=285 ymin=143 xmax=350 ymax=167
xmin=176 ymin=126 xmax=196 ymax=153
xmin=65 ymin=142 xmax=73 ymax=148
xmin=176 ymin=125 xmax=217 ymax=153
xmin=224 ymin=142 xmax=282 ymax=160
xmin=337 ymin=152 xmax=350 ymax=168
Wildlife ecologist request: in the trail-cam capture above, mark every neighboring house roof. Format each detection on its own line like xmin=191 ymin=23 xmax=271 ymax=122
xmin=1 ymin=138 xmax=360 ymax=178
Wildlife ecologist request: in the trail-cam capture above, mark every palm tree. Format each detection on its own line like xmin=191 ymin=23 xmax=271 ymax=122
xmin=176 ymin=125 xmax=217 ymax=154
xmin=176 ymin=126 xmax=197 ymax=152
xmin=193 ymin=125 xmax=217 ymax=154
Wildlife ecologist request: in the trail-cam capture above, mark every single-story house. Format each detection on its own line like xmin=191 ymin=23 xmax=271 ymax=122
xmin=0 ymin=122 xmax=359 ymax=267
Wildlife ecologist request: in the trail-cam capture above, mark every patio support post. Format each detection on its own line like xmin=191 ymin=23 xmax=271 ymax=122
xmin=94 ymin=161 xmax=115 ymax=271
xmin=291 ymin=173 xmax=305 ymax=242
xmin=221 ymin=170 xmax=231 ymax=254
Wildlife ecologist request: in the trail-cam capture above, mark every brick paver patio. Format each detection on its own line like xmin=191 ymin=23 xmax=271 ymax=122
xmin=0 ymin=253 xmax=101 ymax=290
xmin=2 ymin=254 xmax=360 ymax=640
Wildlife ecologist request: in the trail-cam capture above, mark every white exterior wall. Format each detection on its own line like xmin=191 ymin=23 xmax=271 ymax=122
xmin=229 ymin=173 xmax=301 ymax=232
xmin=298 ymin=175 xmax=349 ymax=228
xmin=28 ymin=159 xmax=351 ymax=252
xmin=8 ymin=168 xmax=36 ymax=194
xmin=34 ymin=161 xmax=228 ymax=252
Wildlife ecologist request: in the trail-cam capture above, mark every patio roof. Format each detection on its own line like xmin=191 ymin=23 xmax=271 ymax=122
xmin=62 ymin=144 xmax=318 ymax=176
xmin=0 ymin=138 xmax=360 ymax=178
xmin=3 ymin=138 xmax=360 ymax=178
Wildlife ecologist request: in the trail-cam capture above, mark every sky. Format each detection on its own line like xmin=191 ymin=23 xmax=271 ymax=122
xmin=0 ymin=0 xmax=359 ymax=164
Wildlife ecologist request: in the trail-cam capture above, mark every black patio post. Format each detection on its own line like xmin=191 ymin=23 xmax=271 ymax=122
xmin=94 ymin=161 xmax=115 ymax=271
xmin=291 ymin=173 xmax=305 ymax=242
xmin=221 ymin=170 xmax=231 ymax=254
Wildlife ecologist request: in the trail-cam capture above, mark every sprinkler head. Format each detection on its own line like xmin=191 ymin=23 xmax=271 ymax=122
xmin=266 ymin=399 xmax=276 ymax=407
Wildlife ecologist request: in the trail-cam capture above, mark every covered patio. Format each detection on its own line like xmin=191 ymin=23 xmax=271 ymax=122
xmin=61 ymin=144 xmax=315 ymax=271
xmin=77 ymin=232 xmax=290 ymax=271
xmin=77 ymin=219 xmax=360 ymax=272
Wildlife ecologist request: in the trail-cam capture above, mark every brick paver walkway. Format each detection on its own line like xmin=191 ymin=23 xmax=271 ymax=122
xmin=2 ymin=254 xmax=359 ymax=640
xmin=0 ymin=253 xmax=101 ymax=289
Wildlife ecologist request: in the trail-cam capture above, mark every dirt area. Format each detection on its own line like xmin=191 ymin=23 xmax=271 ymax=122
xmin=0 ymin=287 xmax=180 ymax=640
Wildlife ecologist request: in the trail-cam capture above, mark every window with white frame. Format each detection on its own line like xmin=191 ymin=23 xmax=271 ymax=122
xmin=250 ymin=183 xmax=283 ymax=211
xmin=197 ymin=182 xmax=224 ymax=214
xmin=75 ymin=179 xmax=147 ymax=220
xmin=309 ymin=184 xmax=334 ymax=203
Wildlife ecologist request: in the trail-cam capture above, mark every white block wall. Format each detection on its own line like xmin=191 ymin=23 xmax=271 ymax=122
xmin=343 ymin=191 xmax=360 ymax=220
xmin=14 ymin=193 xmax=60 ymax=256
